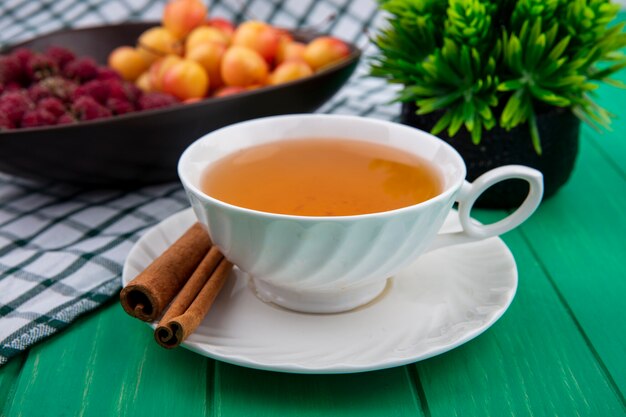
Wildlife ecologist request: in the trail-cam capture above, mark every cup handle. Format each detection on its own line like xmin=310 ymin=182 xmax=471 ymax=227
xmin=427 ymin=165 xmax=544 ymax=252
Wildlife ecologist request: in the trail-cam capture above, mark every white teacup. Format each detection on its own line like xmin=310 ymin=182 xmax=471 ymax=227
xmin=178 ymin=115 xmax=543 ymax=313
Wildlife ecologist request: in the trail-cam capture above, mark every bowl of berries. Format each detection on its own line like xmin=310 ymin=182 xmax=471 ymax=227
xmin=0 ymin=0 xmax=360 ymax=186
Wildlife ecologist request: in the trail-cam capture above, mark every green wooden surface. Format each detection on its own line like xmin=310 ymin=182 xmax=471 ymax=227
xmin=2 ymin=14 xmax=626 ymax=417
xmin=416 ymin=215 xmax=624 ymax=417
xmin=214 ymin=363 xmax=422 ymax=417
xmin=510 ymin=40 xmax=626 ymax=395
xmin=2 ymin=302 xmax=209 ymax=417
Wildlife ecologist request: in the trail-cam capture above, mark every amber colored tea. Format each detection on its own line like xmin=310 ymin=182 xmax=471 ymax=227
xmin=200 ymin=138 xmax=443 ymax=216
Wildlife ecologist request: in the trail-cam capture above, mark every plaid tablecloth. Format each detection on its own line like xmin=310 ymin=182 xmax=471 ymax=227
xmin=0 ymin=0 xmax=399 ymax=366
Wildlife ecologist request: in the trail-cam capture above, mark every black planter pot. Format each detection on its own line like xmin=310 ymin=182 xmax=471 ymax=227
xmin=400 ymin=102 xmax=581 ymax=208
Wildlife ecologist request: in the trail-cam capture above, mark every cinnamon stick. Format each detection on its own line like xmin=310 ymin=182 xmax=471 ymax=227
xmin=155 ymin=257 xmax=233 ymax=349
xmin=120 ymin=222 xmax=211 ymax=322
xmin=156 ymin=245 xmax=223 ymax=326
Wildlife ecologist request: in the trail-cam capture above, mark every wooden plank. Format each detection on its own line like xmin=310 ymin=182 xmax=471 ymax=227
xmin=584 ymin=12 xmax=626 ymax=175
xmin=213 ymin=362 xmax=423 ymax=417
xmin=0 ymin=354 xmax=24 ymax=415
xmin=513 ymin=134 xmax=626 ymax=395
xmin=3 ymin=302 xmax=209 ymax=417
xmin=416 ymin=211 xmax=625 ymax=417
xmin=508 ymin=11 xmax=626 ymax=397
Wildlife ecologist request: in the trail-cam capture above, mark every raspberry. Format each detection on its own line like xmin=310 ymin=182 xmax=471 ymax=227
xmin=38 ymin=76 xmax=78 ymax=102
xmin=45 ymin=46 xmax=75 ymax=69
xmin=10 ymin=48 xmax=34 ymax=68
xmin=0 ymin=55 xmax=22 ymax=84
xmin=138 ymin=92 xmax=179 ymax=110
xmin=0 ymin=112 xmax=15 ymax=130
xmin=0 ymin=91 xmax=33 ymax=124
xmin=63 ymin=57 xmax=98 ymax=83
xmin=38 ymin=97 xmax=66 ymax=117
xmin=109 ymin=80 xmax=141 ymax=103
xmin=28 ymin=83 xmax=53 ymax=102
xmin=108 ymin=81 xmax=129 ymax=101
xmin=106 ymin=97 xmax=134 ymax=115
xmin=124 ymin=82 xmax=141 ymax=103
xmin=73 ymin=79 xmax=111 ymax=105
xmin=4 ymin=81 xmax=22 ymax=92
xmin=25 ymin=54 xmax=59 ymax=82
xmin=21 ymin=108 xmax=56 ymax=128
xmin=72 ymin=96 xmax=112 ymax=121
xmin=57 ymin=112 xmax=77 ymax=125
xmin=96 ymin=67 xmax=122 ymax=81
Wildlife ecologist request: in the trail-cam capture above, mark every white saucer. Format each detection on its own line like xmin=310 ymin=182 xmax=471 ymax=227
xmin=122 ymin=208 xmax=517 ymax=374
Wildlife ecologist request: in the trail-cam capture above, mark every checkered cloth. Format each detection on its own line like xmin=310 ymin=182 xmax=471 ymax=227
xmin=0 ymin=0 xmax=399 ymax=366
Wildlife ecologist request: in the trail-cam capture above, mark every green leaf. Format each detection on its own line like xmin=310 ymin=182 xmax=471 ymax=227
xmin=540 ymin=75 xmax=586 ymax=88
xmin=525 ymin=33 xmax=546 ymax=70
xmin=398 ymin=85 xmax=445 ymax=100
xmin=548 ymin=36 xmax=571 ymax=61
xmin=509 ymin=36 xmax=523 ymax=70
xmin=471 ymin=119 xmax=482 ymax=144
xmin=513 ymin=91 xmax=532 ymax=127
xmin=431 ymin=110 xmax=453 ymax=135
xmin=463 ymin=27 xmax=477 ymax=37
xmin=538 ymin=57 xmax=568 ymax=78
xmin=423 ymin=53 xmax=460 ymax=83
xmin=460 ymin=46 xmax=473 ymax=78
xmin=498 ymin=79 xmax=524 ymax=91
xmin=462 ymin=99 xmax=476 ymax=130
xmin=416 ymin=91 xmax=464 ymax=114
xmin=442 ymin=39 xmax=459 ymax=64
xmin=544 ymin=22 xmax=559 ymax=47
xmin=448 ymin=106 xmax=465 ymax=137
xmin=529 ymin=110 xmax=542 ymax=155
xmin=572 ymin=106 xmax=604 ymax=132
xmin=529 ymin=85 xmax=571 ymax=106
xmin=519 ymin=20 xmax=530 ymax=43
xmin=588 ymin=61 xmax=626 ymax=80
xmin=501 ymin=90 xmax=523 ymax=126
xmin=527 ymin=19 xmax=543 ymax=50
xmin=474 ymin=98 xmax=493 ymax=119
xmin=603 ymin=78 xmax=626 ymax=88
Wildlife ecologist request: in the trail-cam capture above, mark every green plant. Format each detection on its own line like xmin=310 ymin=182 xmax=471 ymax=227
xmin=371 ymin=0 xmax=626 ymax=153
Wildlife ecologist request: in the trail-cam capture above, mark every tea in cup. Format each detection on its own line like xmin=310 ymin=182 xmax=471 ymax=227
xmin=178 ymin=114 xmax=543 ymax=313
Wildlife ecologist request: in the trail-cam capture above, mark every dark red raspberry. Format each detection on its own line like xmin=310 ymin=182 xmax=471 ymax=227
xmin=0 ymin=91 xmax=33 ymax=124
xmin=28 ymin=83 xmax=53 ymax=102
xmin=72 ymin=96 xmax=112 ymax=121
xmin=109 ymin=80 xmax=141 ymax=103
xmin=106 ymin=97 xmax=134 ymax=115
xmin=4 ymin=82 xmax=22 ymax=92
xmin=96 ymin=67 xmax=122 ymax=81
xmin=38 ymin=76 xmax=78 ymax=102
xmin=0 ymin=55 xmax=22 ymax=84
xmin=57 ymin=112 xmax=77 ymax=125
xmin=45 ymin=46 xmax=75 ymax=69
xmin=108 ymin=81 xmax=129 ymax=101
xmin=9 ymin=48 xmax=34 ymax=69
xmin=0 ymin=112 xmax=15 ymax=130
xmin=38 ymin=97 xmax=66 ymax=117
xmin=26 ymin=54 xmax=59 ymax=82
xmin=124 ymin=82 xmax=141 ymax=103
xmin=63 ymin=57 xmax=98 ymax=83
xmin=21 ymin=108 xmax=56 ymax=128
xmin=138 ymin=92 xmax=179 ymax=110
xmin=73 ymin=79 xmax=111 ymax=105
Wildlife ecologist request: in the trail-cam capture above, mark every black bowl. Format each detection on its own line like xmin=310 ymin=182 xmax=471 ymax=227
xmin=0 ymin=22 xmax=360 ymax=187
